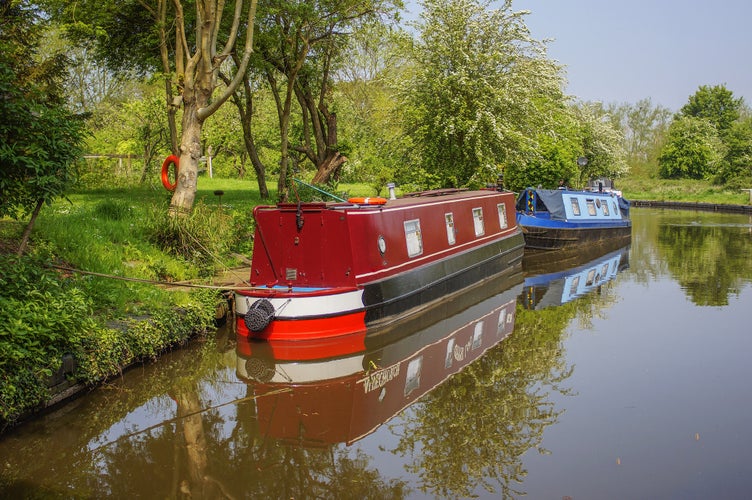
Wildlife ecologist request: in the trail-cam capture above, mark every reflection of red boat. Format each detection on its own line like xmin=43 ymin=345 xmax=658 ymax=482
xmin=235 ymin=272 xmax=522 ymax=446
xmin=234 ymin=188 xmax=524 ymax=341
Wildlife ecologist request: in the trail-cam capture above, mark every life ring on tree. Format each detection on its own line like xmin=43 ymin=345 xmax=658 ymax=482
xmin=161 ymin=155 xmax=179 ymax=191
xmin=347 ymin=197 xmax=387 ymax=205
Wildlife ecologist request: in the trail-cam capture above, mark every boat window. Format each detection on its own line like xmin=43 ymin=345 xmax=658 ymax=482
xmin=497 ymin=308 xmax=507 ymax=338
xmin=602 ymin=200 xmax=610 ymax=216
xmin=613 ymin=201 xmax=619 ymax=214
xmin=404 ymin=219 xmax=423 ymax=257
xmin=586 ymin=269 xmax=596 ymax=285
xmin=445 ymin=339 xmax=455 ymax=368
xmin=445 ymin=213 xmax=456 ymax=245
xmin=404 ymin=356 xmax=423 ymax=396
xmin=472 ymin=321 xmax=484 ymax=349
xmin=586 ymin=199 xmax=597 ymax=216
xmin=472 ymin=207 xmax=485 ymax=236
xmin=497 ymin=203 xmax=508 ymax=229
xmin=570 ymin=198 xmax=581 ymax=216
xmin=569 ymin=276 xmax=580 ymax=296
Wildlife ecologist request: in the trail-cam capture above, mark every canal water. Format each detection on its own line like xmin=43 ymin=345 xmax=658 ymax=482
xmin=1 ymin=208 xmax=751 ymax=499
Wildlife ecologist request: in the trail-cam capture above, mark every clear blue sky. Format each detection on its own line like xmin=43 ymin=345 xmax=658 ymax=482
xmin=405 ymin=0 xmax=752 ymax=111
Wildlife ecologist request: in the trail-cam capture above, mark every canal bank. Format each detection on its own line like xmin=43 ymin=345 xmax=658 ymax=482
xmin=3 ymin=198 xmax=749 ymax=433
xmin=631 ymin=199 xmax=752 ymax=214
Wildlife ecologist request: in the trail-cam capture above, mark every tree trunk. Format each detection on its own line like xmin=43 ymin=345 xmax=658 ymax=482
xmin=169 ymin=100 xmax=204 ymax=215
xmin=294 ymin=75 xmax=347 ymax=185
xmin=311 ymin=151 xmax=348 ymax=184
xmin=230 ymin=68 xmax=269 ymax=198
xmin=16 ymin=198 xmax=44 ymax=256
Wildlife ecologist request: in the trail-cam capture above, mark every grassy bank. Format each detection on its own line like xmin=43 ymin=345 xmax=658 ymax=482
xmin=619 ymin=178 xmax=751 ymax=205
xmin=0 ymin=177 xmax=383 ymax=429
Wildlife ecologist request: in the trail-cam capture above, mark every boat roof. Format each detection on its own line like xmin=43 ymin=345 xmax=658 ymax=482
xmin=271 ymin=188 xmax=511 ymax=212
xmin=516 ymin=188 xmax=624 ymax=221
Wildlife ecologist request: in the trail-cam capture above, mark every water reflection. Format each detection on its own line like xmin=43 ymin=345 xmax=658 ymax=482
xmin=521 ymin=244 xmax=631 ymax=310
xmin=235 ymin=272 xmax=522 ymax=447
xmin=654 ymin=212 xmax=752 ymax=305
xmin=1 ymin=239 xmax=650 ymax=498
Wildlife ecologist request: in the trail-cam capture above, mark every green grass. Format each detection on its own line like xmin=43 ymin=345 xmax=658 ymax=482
xmin=619 ymin=177 xmax=751 ymax=205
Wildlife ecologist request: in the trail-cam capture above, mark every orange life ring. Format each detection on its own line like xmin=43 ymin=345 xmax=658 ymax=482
xmin=347 ymin=197 xmax=387 ymax=205
xmin=161 ymin=155 xmax=179 ymax=191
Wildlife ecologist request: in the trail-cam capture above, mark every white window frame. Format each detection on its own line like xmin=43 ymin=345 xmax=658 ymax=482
xmin=472 ymin=207 xmax=485 ymax=236
xmin=404 ymin=219 xmax=423 ymax=257
xmin=445 ymin=212 xmax=456 ymax=245
xmin=497 ymin=203 xmax=508 ymax=229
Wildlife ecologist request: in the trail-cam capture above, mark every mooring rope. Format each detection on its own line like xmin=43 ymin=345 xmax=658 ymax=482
xmin=47 ymin=264 xmax=262 ymax=291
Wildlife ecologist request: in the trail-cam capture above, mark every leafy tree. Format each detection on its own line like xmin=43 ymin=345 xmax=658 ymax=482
xmin=680 ymin=84 xmax=743 ymax=138
xmin=658 ymin=116 xmax=723 ymax=179
xmin=605 ymin=98 xmax=672 ymax=175
xmin=714 ymin=116 xmax=752 ymax=185
xmin=502 ymin=105 xmax=580 ymax=191
xmin=44 ymin=0 xmax=259 ymax=214
xmin=252 ymin=0 xmax=400 ymax=200
xmin=0 ymin=0 xmax=87 ymax=255
xmin=401 ymin=0 xmax=565 ymax=189
xmin=337 ymin=23 xmax=415 ymax=193
xmin=574 ymin=103 xmax=628 ymax=184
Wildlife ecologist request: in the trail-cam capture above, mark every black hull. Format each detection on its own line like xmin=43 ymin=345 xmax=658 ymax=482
xmin=521 ymin=225 xmax=632 ymax=252
xmin=362 ymin=231 xmax=525 ymax=326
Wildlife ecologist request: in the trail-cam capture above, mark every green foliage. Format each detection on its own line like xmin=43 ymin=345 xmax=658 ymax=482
xmin=658 ymin=116 xmax=723 ymax=179
xmin=714 ymin=116 xmax=752 ymax=185
xmin=0 ymin=254 xmax=218 ymax=425
xmin=0 ymin=255 xmax=95 ymax=421
xmin=602 ymin=98 xmax=672 ymax=177
xmin=680 ymin=84 xmax=743 ymax=137
xmin=574 ymin=103 xmax=629 ymax=184
xmin=144 ymin=201 xmax=250 ymax=276
xmin=0 ymin=2 xmax=87 ymax=219
xmin=401 ymin=0 xmax=566 ymax=188
xmin=504 ymin=107 xmax=580 ymax=191
xmin=659 ymin=85 xmax=750 ymax=184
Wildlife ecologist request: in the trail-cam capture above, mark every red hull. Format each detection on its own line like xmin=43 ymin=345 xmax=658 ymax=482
xmin=236 ymin=188 xmax=525 ymax=340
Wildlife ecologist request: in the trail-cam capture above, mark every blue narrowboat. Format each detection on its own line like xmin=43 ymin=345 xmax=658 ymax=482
xmin=515 ymin=187 xmax=631 ymax=251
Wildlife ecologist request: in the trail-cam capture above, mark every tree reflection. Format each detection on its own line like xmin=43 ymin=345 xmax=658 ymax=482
xmin=656 ymin=212 xmax=752 ymax=305
xmin=389 ymin=303 xmax=574 ymax=498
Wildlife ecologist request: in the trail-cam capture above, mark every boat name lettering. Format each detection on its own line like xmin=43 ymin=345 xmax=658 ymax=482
xmin=453 ymin=338 xmax=474 ymax=362
xmin=363 ymin=363 xmax=400 ymax=393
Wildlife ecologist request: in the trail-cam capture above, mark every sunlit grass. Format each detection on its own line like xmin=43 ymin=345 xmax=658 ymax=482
xmin=619 ymin=178 xmax=751 ymax=205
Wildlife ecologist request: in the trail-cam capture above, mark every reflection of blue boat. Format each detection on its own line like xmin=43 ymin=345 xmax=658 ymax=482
xmin=515 ymin=188 xmax=631 ymax=251
xmin=521 ymin=245 xmax=630 ymax=310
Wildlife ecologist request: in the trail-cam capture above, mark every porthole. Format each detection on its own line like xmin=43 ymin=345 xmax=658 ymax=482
xmin=377 ymin=235 xmax=387 ymax=255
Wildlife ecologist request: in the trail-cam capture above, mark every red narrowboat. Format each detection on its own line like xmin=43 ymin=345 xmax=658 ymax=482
xmin=235 ymin=188 xmax=525 ymax=340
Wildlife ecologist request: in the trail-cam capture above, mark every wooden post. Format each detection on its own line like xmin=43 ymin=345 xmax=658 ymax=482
xmin=742 ymin=189 xmax=752 ymax=205
xmin=207 ymin=145 xmax=213 ymax=178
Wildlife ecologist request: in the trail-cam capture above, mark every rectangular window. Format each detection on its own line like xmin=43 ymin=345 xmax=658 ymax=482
xmin=404 ymin=219 xmax=423 ymax=257
xmin=586 ymin=199 xmax=597 ymax=216
xmin=497 ymin=203 xmax=508 ymax=229
xmin=445 ymin=213 xmax=456 ymax=245
xmin=445 ymin=339 xmax=455 ymax=368
xmin=404 ymin=356 xmax=423 ymax=396
xmin=602 ymin=200 xmax=610 ymax=216
xmin=497 ymin=308 xmax=507 ymax=338
xmin=472 ymin=321 xmax=484 ymax=349
xmin=570 ymin=198 xmax=581 ymax=216
xmin=472 ymin=208 xmax=485 ymax=236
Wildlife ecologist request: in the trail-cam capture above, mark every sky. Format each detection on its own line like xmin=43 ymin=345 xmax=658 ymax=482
xmin=406 ymin=0 xmax=752 ymax=111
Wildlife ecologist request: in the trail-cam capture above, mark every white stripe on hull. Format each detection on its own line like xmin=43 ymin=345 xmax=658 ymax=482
xmin=237 ymin=355 xmax=365 ymax=383
xmin=235 ymin=289 xmax=365 ymax=318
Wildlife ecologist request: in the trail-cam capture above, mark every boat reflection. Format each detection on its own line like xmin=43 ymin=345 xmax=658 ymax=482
xmin=520 ymin=244 xmax=630 ymax=310
xmin=235 ymin=271 xmax=523 ymax=446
